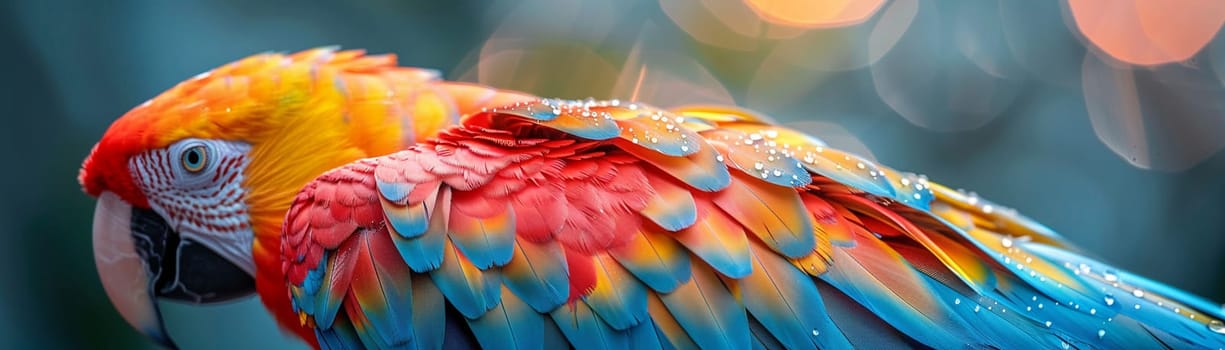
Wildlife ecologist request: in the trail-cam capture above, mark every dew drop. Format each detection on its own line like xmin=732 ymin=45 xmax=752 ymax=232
xmin=1097 ymin=329 xmax=1106 ymax=339
xmin=1132 ymin=289 xmax=1145 ymax=298
xmin=754 ymin=162 xmax=765 ymax=170
xmin=1001 ymin=237 xmax=1014 ymax=248
xmin=1104 ymin=295 xmax=1115 ymax=306
xmin=1103 ymin=271 xmax=1119 ymax=282
xmin=1209 ymin=320 xmax=1225 ymax=334
xmin=954 ymin=298 xmax=961 ymax=305
xmin=1045 ymin=321 xmax=1052 ymax=327
xmin=811 ymin=329 xmax=820 ymax=336
xmin=974 ymin=305 xmax=981 ymax=313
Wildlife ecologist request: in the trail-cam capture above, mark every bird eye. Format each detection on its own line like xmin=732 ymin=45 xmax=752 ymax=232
xmin=181 ymin=145 xmax=208 ymax=172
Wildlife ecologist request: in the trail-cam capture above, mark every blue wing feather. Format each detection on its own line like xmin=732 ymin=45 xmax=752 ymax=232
xmin=549 ymin=300 xmax=630 ymax=350
xmin=429 ymin=240 xmax=502 ymax=319
xmin=658 ymin=260 xmax=750 ymax=350
xmin=466 ymin=288 xmax=544 ymax=350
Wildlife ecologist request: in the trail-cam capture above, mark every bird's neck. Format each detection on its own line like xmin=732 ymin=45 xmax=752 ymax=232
xmin=246 ymin=76 xmax=537 ymax=346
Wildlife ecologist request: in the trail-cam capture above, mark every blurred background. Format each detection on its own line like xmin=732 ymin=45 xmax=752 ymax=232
xmin=4 ymin=0 xmax=1225 ymax=348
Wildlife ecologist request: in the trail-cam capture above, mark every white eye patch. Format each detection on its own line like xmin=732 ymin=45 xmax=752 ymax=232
xmin=129 ymin=138 xmax=256 ymax=275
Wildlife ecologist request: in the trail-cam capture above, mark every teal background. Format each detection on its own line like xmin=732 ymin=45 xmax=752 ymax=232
xmin=2 ymin=0 xmax=1223 ymax=348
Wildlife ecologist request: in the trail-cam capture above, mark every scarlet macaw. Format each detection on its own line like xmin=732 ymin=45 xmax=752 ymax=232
xmin=81 ymin=48 xmax=1225 ymax=349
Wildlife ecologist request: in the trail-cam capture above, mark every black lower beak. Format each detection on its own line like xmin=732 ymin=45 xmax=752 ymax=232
xmin=93 ymin=192 xmax=254 ymax=349
xmin=132 ymin=207 xmax=255 ymax=304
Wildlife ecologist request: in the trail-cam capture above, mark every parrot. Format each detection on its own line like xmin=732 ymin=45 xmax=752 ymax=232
xmin=79 ymin=48 xmax=1225 ymax=349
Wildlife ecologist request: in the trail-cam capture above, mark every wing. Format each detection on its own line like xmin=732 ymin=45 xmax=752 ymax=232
xmin=282 ymin=99 xmax=1225 ymax=349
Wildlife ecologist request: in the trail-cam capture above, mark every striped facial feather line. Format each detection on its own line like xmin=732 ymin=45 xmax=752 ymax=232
xmin=129 ymin=139 xmax=256 ymax=275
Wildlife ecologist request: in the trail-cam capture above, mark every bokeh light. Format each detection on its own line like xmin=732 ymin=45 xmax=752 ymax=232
xmin=744 ymin=0 xmax=885 ymax=29
xmin=1081 ymin=51 xmax=1225 ymax=171
xmin=1068 ymin=0 xmax=1225 ymax=66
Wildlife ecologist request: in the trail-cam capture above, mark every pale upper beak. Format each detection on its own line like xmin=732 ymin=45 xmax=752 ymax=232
xmin=92 ymin=191 xmax=256 ymax=349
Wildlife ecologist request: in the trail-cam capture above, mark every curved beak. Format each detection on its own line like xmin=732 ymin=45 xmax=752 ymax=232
xmin=92 ymin=192 xmax=256 ymax=349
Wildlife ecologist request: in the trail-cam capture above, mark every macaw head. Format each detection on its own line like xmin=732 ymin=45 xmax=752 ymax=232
xmin=78 ymin=48 xmax=455 ymax=348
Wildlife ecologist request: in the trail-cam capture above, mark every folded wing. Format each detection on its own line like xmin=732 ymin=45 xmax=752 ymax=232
xmin=282 ymin=99 xmax=1225 ymax=349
